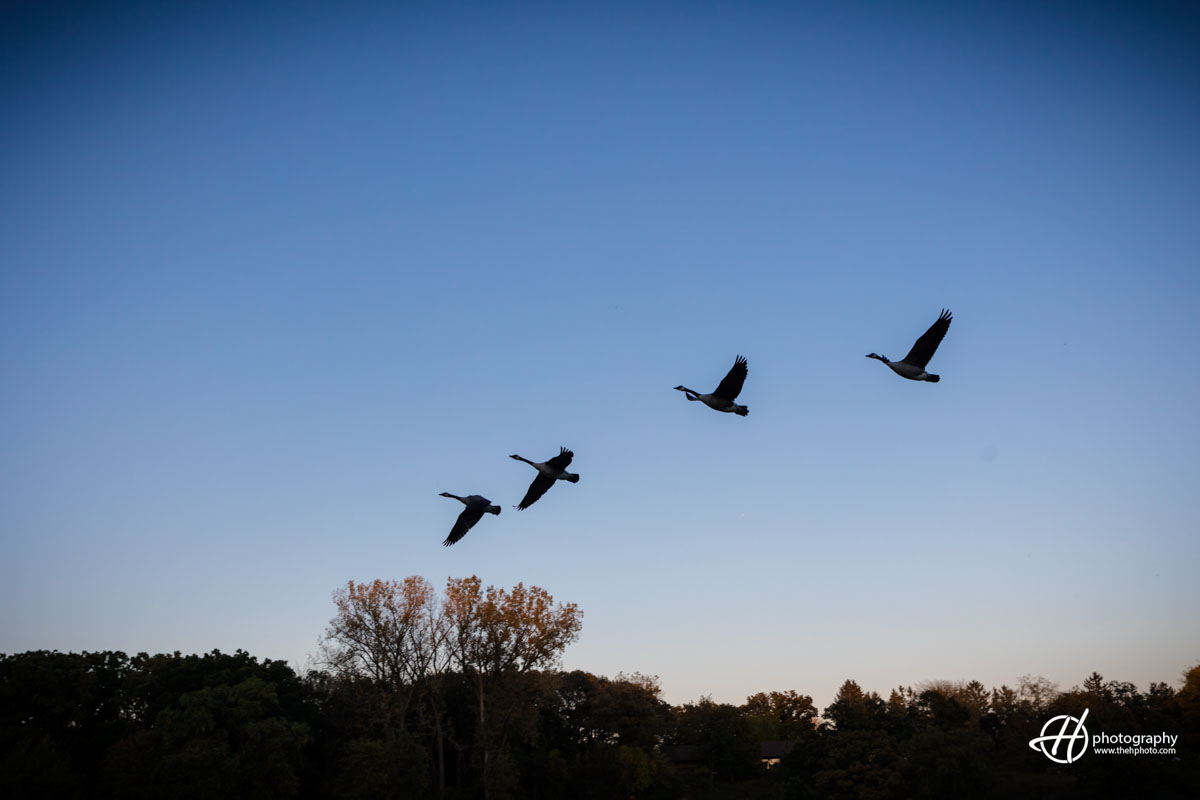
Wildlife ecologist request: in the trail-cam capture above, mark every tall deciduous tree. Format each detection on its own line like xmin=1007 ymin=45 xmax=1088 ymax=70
xmin=320 ymin=577 xmax=440 ymax=736
xmin=321 ymin=576 xmax=582 ymax=797
xmin=443 ymin=576 xmax=582 ymax=799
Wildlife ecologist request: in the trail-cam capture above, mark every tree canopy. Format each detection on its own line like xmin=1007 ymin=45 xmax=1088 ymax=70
xmin=2 ymin=581 xmax=1195 ymax=799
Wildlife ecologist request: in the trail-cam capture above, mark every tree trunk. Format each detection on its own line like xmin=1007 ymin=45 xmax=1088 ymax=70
xmin=477 ymin=670 xmax=489 ymax=800
xmin=433 ymin=699 xmax=445 ymax=795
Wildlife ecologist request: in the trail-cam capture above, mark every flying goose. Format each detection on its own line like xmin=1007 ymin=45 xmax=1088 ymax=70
xmin=438 ymin=493 xmax=500 ymax=546
xmin=510 ymin=447 xmax=579 ymax=510
xmin=867 ymin=309 xmax=952 ymax=382
xmin=674 ymin=355 xmax=749 ymax=415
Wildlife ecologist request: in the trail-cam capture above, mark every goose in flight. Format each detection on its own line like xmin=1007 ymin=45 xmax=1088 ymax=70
xmin=439 ymin=493 xmax=500 ymax=546
xmin=867 ymin=309 xmax=952 ymax=382
xmin=674 ymin=355 xmax=749 ymax=416
xmin=510 ymin=447 xmax=579 ymax=510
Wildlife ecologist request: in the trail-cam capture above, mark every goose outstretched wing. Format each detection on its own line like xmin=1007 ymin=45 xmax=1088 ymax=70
xmin=546 ymin=447 xmax=574 ymax=471
xmin=902 ymin=310 xmax=952 ymax=368
xmin=444 ymin=506 xmax=485 ymax=546
xmin=515 ymin=473 xmax=556 ymax=510
xmin=713 ymin=356 xmax=748 ymax=400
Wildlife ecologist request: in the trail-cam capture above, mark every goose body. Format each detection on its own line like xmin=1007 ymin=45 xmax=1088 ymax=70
xmin=674 ymin=355 xmax=749 ymax=416
xmin=439 ymin=492 xmax=500 ymax=546
xmin=867 ymin=310 xmax=952 ymax=382
xmin=510 ymin=447 xmax=579 ymax=510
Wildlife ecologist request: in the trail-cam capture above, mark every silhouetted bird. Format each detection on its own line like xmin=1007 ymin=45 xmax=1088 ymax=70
xmin=438 ymin=493 xmax=500 ymax=546
xmin=510 ymin=447 xmax=579 ymax=510
xmin=867 ymin=309 xmax=953 ymax=382
xmin=674 ymin=356 xmax=749 ymax=415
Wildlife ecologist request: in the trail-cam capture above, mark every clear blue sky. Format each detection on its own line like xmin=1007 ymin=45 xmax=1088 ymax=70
xmin=3 ymin=0 xmax=1198 ymax=711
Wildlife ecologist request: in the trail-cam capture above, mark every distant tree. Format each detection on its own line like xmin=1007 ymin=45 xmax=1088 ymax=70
xmin=879 ymin=688 xmax=919 ymax=739
xmin=1106 ymin=680 xmax=1141 ymax=710
xmin=1144 ymin=679 xmax=1178 ymax=733
xmin=901 ymin=726 xmax=993 ymax=800
xmin=822 ymin=680 xmax=886 ymax=732
xmin=1 ymin=648 xmax=316 ymax=799
xmin=528 ymin=670 xmax=676 ymax=798
xmin=1057 ymin=671 xmax=1138 ymax=736
xmin=101 ymin=675 xmax=310 ymax=799
xmin=591 ymin=672 xmax=672 ymax=750
xmin=958 ymin=680 xmax=990 ymax=724
xmin=541 ymin=670 xmax=596 ymax=753
xmin=328 ymin=735 xmax=429 ymax=800
xmin=1178 ymin=663 xmax=1200 ymax=745
xmin=743 ymin=690 xmax=818 ymax=739
xmin=0 ymin=734 xmax=80 ymax=800
xmin=0 ymin=649 xmax=134 ymax=793
xmin=1014 ymin=674 xmax=1058 ymax=715
xmin=672 ymin=697 xmax=761 ymax=785
xmin=812 ymin=728 xmax=903 ymax=800
xmin=914 ymin=688 xmax=970 ymax=731
xmin=540 ymin=675 xmax=638 ymax=743
xmin=597 ymin=743 xmax=654 ymax=796
xmin=124 ymin=649 xmax=313 ymax=728
xmin=1082 ymin=671 xmax=1110 ymax=702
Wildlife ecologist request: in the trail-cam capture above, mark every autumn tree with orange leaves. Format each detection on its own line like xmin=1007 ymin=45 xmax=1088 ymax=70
xmin=320 ymin=575 xmax=582 ymax=798
xmin=319 ymin=577 xmax=449 ymax=742
xmin=443 ymin=576 xmax=583 ymax=799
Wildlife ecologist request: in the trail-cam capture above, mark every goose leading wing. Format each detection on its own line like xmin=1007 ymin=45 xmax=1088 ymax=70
xmin=713 ymin=356 xmax=748 ymax=400
xmin=443 ymin=506 xmax=485 ymax=546
xmin=902 ymin=310 xmax=952 ymax=369
xmin=515 ymin=473 xmax=556 ymax=510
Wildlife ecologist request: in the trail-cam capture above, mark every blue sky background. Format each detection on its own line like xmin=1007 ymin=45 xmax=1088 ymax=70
xmin=2 ymin=0 xmax=1198 ymax=710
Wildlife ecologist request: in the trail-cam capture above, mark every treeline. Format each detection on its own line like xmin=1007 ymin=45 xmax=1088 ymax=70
xmin=1 ymin=576 xmax=1196 ymax=799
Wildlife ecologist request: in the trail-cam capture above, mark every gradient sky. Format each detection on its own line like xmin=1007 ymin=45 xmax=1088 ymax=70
xmin=3 ymin=0 xmax=1198 ymax=712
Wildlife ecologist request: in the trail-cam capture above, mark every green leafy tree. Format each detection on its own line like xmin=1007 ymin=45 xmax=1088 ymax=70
xmin=812 ymin=728 xmax=903 ymax=800
xmin=914 ymin=688 xmax=970 ymax=731
xmin=901 ymin=726 xmax=993 ymax=799
xmin=0 ymin=649 xmax=135 ymax=790
xmin=531 ymin=671 xmax=675 ymax=799
xmin=102 ymin=675 xmax=310 ymax=799
xmin=742 ymin=690 xmax=818 ymax=740
xmin=0 ymin=734 xmax=80 ymax=800
xmin=822 ymin=680 xmax=887 ymax=733
xmin=329 ymin=735 xmax=429 ymax=800
xmin=1178 ymin=663 xmax=1200 ymax=747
